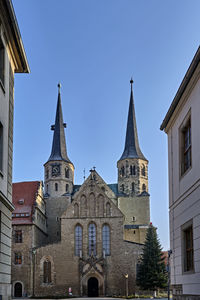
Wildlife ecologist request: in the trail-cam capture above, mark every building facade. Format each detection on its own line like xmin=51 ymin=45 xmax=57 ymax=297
xmin=161 ymin=47 xmax=200 ymax=300
xmin=0 ymin=1 xmax=29 ymax=300
xmin=12 ymin=80 xmax=150 ymax=297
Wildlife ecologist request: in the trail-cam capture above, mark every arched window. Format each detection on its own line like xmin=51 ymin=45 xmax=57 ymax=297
xmin=130 ymin=165 xmax=136 ymax=175
xmin=46 ymin=184 xmax=48 ymax=193
xmin=133 ymin=165 xmax=136 ymax=175
xmin=142 ymin=165 xmax=146 ymax=176
xmin=121 ymin=166 xmax=125 ymax=177
xmin=89 ymin=193 xmax=96 ymax=217
xmin=106 ymin=202 xmax=111 ymax=217
xmin=102 ymin=224 xmax=110 ymax=256
xmin=88 ymin=223 xmax=96 ymax=256
xmin=66 ymin=184 xmax=69 ymax=192
xmin=75 ymin=225 xmax=82 ymax=256
xmin=74 ymin=203 xmax=79 ymax=217
xmin=142 ymin=184 xmax=146 ymax=192
xmin=65 ymin=168 xmax=69 ymax=178
xmin=132 ymin=182 xmax=135 ymax=192
xmin=43 ymin=259 xmax=51 ymax=283
xmin=55 ymin=183 xmax=58 ymax=191
xmin=130 ymin=165 xmax=133 ymax=175
xmin=121 ymin=184 xmax=124 ymax=192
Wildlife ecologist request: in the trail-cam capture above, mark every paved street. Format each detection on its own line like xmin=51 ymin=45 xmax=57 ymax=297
xmin=15 ymin=298 xmax=168 ymax=300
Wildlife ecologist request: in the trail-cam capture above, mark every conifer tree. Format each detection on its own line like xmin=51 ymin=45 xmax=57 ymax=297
xmin=136 ymin=223 xmax=167 ymax=291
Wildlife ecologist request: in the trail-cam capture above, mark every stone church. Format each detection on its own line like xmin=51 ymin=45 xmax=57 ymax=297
xmin=11 ymin=80 xmax=150 ymax=297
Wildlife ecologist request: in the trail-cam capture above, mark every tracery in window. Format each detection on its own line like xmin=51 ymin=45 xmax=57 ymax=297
xmin=43 ymin=259 xmax=51 ymax=283
xmin=75 ymin=224 xmax=82 ymax=256
xmin=88 ymin=223 xmax=96 ymax=256
xmin=102 ymin=224 xmax=110 ymax=256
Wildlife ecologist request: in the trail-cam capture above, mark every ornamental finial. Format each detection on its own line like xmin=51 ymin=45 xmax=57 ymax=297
xmin=130 ymin=78 xmax=134 ymax=90
xmin=58 ymin=82 xmax=61 ymax=93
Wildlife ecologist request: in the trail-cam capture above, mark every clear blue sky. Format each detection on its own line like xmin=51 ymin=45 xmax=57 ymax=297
xmin=12 ymin=0 xmax=200 ymax=250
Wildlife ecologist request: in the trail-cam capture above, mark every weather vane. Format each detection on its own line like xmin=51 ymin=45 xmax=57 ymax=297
xmin=58 ymin=82 xmax=61 ymax=93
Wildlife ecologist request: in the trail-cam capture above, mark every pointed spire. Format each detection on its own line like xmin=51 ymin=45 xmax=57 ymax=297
xmin=119 ymin=79 xmax=147 ymax=161
xmin=48 ymin=83 xmax=72 ymax=164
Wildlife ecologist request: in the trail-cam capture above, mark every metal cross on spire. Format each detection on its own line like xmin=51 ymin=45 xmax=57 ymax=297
xmin=130 ymin=78 xmax=134 ymax=91
xmin=58 ymin=82 xmax=61 ymax=93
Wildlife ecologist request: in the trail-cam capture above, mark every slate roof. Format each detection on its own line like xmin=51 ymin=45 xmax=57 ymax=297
xmin=119 ymin=80 xmax=147 ymax=161
xmin=47 ymin=88 xmax=73 ymax=165
xmin=12 ymin=181 xmax=40 ymax=225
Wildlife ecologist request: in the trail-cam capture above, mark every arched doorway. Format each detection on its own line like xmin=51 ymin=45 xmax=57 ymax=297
xmin=88 ymin=277 xmax=99 ymax=297
xmin=14 ymin=282 xmax=22 ymax=297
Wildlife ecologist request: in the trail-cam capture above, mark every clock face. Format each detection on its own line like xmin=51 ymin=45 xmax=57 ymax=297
xmin=52 ymin=164 xmax=61 ymax=177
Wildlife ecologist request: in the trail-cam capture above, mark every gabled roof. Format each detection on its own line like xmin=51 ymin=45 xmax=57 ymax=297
xmin=12 ymin=181 xmax=40 ymax=225
xmin=1 ymin=0 xmax=29 ymax=73
xmin=160 ymin=46 xmax=200 ymax=131
xmin=119 ymin=79 xmax=147 ymax=161
xmin=47 ymin=85 xmax=73 ymax=165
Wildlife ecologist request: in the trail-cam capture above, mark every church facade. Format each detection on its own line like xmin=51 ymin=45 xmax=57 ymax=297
xmin=11 ymin=81 xmax=150 ymax=297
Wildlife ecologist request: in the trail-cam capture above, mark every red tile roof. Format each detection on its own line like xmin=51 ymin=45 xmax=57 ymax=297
xmin=12 ymin=181 xmax=40 ymax=225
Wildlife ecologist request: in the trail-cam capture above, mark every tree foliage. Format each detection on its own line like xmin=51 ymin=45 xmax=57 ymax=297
xmin=136 ymin=224 xmax=167 ymax=290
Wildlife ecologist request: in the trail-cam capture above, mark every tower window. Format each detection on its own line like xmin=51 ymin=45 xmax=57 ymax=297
xmin=130 ymin=165 xmax=136 ymax=175
xmin=65 ymin=168 xmax=69 ymax=178
xmin=55 ymin=183 xmax=58 ymax=191
xmin=121 ymin=184 xmax=124 ymax=192
xmin=142 ymin=184 xmax=146 ymax=192
xmin=132 ymin=182 xmax=135 ymax=192
xmin=46 ymin=184 xmax=48 ymax=193
xmin=142 ymin=165 xmax=146 ymax=176
xmin=121 ymin=166 xmax=125 ymax=177
xmin=66 ymin=184 xmax=69 ymax=192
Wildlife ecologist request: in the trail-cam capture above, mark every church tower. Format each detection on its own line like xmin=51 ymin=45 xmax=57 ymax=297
xmin=44 ymin=84 xmax=74 ymax=198
xmin=117 ymin=79 xmax=150 ymax=243
xmin=117 ymin=79 xmax=148 ymax=195
xmin=44 ymin=84 xmax=74 ymax=243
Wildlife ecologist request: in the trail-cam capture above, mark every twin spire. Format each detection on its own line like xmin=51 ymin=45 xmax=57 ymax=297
xmin=119 ymin=78 xmax=146 ymax=161
xmin=48 ymin=79 xmax=146 ymax=165
xmin=48 ymin=83 xmax=72 ymax=164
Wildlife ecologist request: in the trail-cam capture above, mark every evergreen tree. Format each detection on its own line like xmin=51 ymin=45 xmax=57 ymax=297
xmin=136 ymin=223 xmax=167 ymax=291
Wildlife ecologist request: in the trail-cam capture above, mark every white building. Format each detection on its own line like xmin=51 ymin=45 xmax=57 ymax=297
xmin=0 ymin=1 xmax=29 ymax=300
xmin=161 ymin=47 xmax=200 ymax=300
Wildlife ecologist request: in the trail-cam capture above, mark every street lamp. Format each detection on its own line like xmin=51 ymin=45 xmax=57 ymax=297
xmin=32 ymin=248 xmax=36 ymax=297
xmin=124 ymin=273 xmax=128 ymax=298
xmin=167 ymin=250 xmax=172 ymax=300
